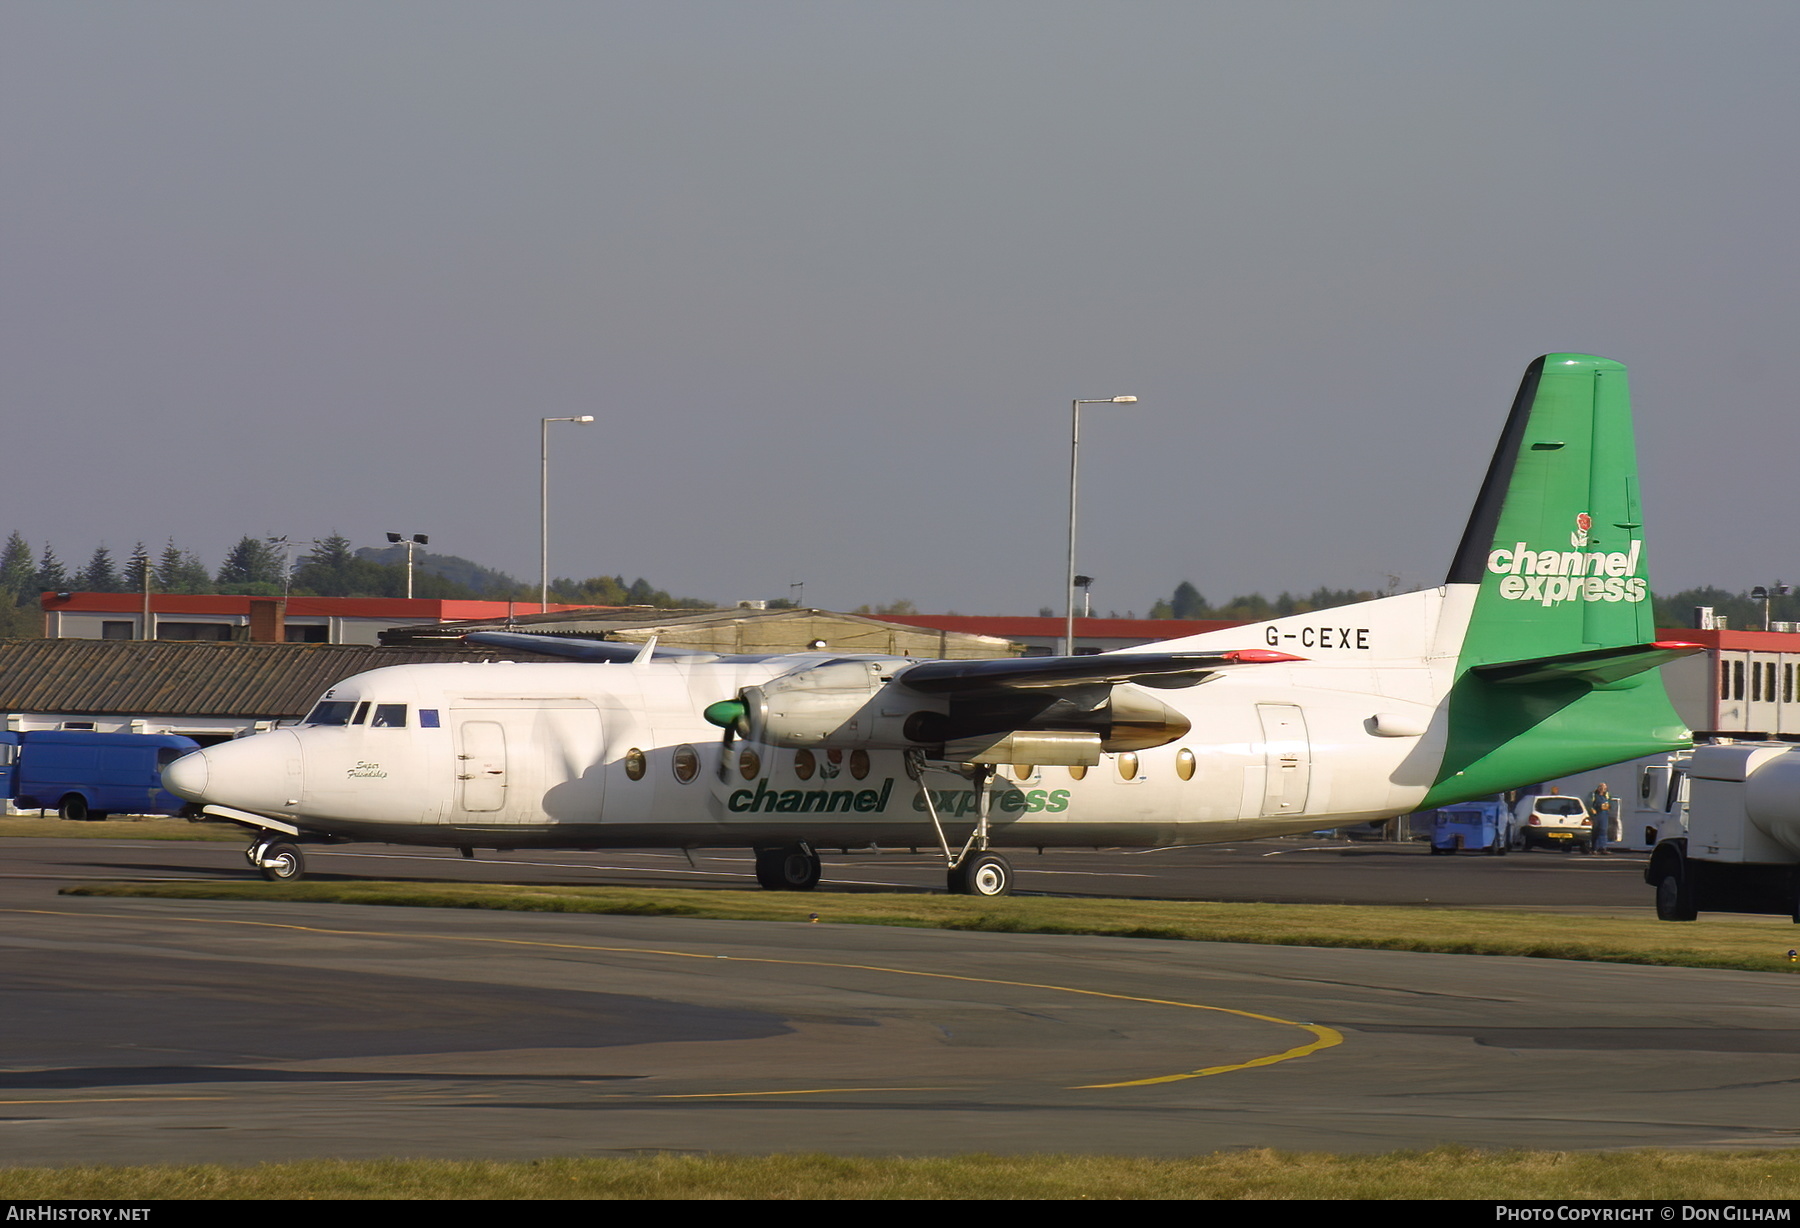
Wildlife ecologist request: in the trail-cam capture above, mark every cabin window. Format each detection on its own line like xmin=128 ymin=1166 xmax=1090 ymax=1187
xmin=1067 ymin=765 xmax=1087 ymax=781
xmin=849 ymin=749 xmax=870 ymax=780
xmin=1117 ymin=752 xmax=1139 ymax=781
xmin=1012 ymin=764 xmax=1034 ymax=782
xmin=305 ymin=701 xmax=356 ymax=726
xmin=738 ymin=749 xmax=761 ymax=780
xmin=794 ymin=750 xmax=816 ymax=780
xmin=1175 ymin=748 xmax=1196 ymax=781
xmin=673 ymin=745 xmax=700 ymax=783
xmin=624 ymin=748 xmax=646 ymax=780
xmin=371 ymin=705 xmax=407 ymax=728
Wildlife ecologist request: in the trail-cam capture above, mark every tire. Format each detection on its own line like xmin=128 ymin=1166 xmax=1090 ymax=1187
xmin=57 ymin=795 xmax=89 ymax=822
xmin=948 ymin=851 xmax=1012 ymax=897
xmin=1655 ymin=870 xmax=1697 ymax=921
xmin=754 ymin=845 xmax=821 ymax=891
xmin=258 ymin=842 xmax=305 ymax=883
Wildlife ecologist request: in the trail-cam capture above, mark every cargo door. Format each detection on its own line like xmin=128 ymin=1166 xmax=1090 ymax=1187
xmin=456 ymin=719 xmax=509 ymax=812
xmin=450 ymin=700 xmax=605 ymax=826
xmin=1257 ymin=703 xmax=1311 ymax=816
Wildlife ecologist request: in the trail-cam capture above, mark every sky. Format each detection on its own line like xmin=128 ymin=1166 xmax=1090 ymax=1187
xmin=4 ymin=2 xmax=1796 ymax=616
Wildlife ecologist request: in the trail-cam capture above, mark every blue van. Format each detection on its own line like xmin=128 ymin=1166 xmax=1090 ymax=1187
xmin=1430 ymin=801 xmax=1512 ymax=855
xmin=11 ymin=731 xmax=202 ymax=821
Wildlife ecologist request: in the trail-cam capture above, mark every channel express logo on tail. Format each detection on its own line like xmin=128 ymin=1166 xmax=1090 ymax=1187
xmin=1486 ymin=515 xmax=1646 ymax=607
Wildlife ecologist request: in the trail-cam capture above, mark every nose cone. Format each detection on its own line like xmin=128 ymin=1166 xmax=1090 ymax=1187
xmin=162 ymin=731 xmax=301 ymax=815
xmin=162 ymin=750 xmax=208 ymax=801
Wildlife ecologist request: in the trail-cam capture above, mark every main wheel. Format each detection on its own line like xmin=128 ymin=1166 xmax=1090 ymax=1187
xmin=947 ymin=851 xmax=1012 ymax=897
xmin=258 ymin=842 xmax=305 ymax=883
xmin=57 ymin=795 xmax=89 ymax=822
xmin=754 ymin=845 xmax=821 ymax=891
xmin=1655 ymin=869 xmax=1697 ymax=921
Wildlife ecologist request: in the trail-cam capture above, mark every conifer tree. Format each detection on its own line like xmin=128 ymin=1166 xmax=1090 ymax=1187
xmin=34 ymin=544 xmax=67 ymax=594
xmin=0 ymin=533 xmax=33 ymax=601
xmin=77 ymin=545 xmax=121 ymax=592
xmin=123 ymin=543 xmax=151 ymax=593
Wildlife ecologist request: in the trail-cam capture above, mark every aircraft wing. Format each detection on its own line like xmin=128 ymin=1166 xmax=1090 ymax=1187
xmin=896 ymin=648 xmax=1303 ymax=693
xmin=715 ymin=647 xmax=1306 ymax=760
xmin=465 ymin=630 xmax=713 ymax=662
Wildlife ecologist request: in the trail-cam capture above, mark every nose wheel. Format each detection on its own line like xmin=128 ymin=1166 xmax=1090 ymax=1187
xmin=247 ymin=837 xmax=306 ymax=882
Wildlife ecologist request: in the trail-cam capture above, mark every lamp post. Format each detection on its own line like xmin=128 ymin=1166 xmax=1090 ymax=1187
xmin=386 ymin=532 xmax=429 ymax=599
xmin=1065 ymin=396 xmax=1136 ymax=655
xmin=541 ymin=416 xmax=594 ymax=612
xmin=1750 ymin=583 xmax=1792 ymax=632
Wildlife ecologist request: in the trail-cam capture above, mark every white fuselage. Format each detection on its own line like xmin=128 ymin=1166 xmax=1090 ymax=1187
xmin=166 ymin=588 xmax=1477 ymax=851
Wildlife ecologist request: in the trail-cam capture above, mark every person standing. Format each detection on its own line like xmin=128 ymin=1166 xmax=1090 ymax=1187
xmin=1588 ymin=782 xmax=1614 ymax=854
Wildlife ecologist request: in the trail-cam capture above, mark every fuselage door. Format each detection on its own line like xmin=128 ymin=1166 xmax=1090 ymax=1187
xmin=1257 ymin=703 xmax=1311 ymax=816
xmin=457 ymin=720 xmax=508 ymax=812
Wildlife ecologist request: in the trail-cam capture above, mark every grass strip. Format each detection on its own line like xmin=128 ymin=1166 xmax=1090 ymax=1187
xmin=0 ymin=816 xmax=240 ymax=841
xmin=3 ymin=1149 xmax=1800 ymax=1199
xmin=62 ymin=879 xmax=1800 ymax=974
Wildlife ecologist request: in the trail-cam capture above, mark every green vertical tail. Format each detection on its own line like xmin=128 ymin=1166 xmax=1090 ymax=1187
xmin=1423 ymin=354 xmax=1693 ymax=806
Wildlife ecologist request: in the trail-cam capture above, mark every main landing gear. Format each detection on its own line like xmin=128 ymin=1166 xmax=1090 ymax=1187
xmin=946 ymin=850 xmax=1013 ymax=897
xmin=246 ymin=835 xmax=306 ymax=882
xmin=754 ymin=843 xmax=823 ymax=891
xmin=911 ymin=752 xmax=1014 ymax=897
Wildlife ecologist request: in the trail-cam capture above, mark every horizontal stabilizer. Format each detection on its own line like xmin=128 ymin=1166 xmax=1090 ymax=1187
xmin=1471 ymin=641 xmax=1703 ymax=688
xmin=897 ymin=649 xmax=1302 ymax=694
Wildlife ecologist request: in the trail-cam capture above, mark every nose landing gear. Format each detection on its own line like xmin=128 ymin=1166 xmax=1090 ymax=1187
xmin=246 ymin=836 xmax=306 ymax=882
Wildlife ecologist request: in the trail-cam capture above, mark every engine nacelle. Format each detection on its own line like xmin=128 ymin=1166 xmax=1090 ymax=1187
xmin=738 ymin=660 xmax=946 ymax=750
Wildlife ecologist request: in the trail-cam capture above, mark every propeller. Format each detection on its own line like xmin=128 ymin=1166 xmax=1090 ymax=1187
xmin=704 ymin=696 xmax=747 ymax=779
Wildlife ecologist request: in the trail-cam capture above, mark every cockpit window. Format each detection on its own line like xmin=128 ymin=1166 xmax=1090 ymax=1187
xmin=371 ymin=704 xmax=407 ymax=728
xmin=351 ymin=702 xmax=370 ymax=725
xmin=305 ymin=701 xmax=357 ymax=726
xmin=418 ymin=709 xmax=441 ymax=728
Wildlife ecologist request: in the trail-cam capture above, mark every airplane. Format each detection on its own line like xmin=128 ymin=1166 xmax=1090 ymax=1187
xmin=163 ymin=354 xmax=1699 ymax=895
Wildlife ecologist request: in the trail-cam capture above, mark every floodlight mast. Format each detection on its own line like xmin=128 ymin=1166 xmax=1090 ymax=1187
xmin=386 ymin=533 xmax=429 ymax=599
xmin=1064 ymin=396 xmax=1137 ymax=655
xmin=540 ymin=416 xmax=595 ymax=612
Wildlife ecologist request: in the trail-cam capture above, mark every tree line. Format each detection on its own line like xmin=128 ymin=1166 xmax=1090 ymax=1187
xmin=0 ymin=530 xmax=717 ymax=637
xmin=1144 ymin=579 xmax=1800 ymax=631
xmin=1143 ymin=580 xmax=1390 ymax=622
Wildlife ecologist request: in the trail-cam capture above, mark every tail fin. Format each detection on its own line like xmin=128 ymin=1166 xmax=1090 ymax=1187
xmin=1424 ymin=354 xmax=1691 ymax=806
xmin=1447 ymin=354 xmax=1653 ymax=660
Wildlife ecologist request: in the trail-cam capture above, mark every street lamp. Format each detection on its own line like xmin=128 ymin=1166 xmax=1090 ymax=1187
xmin=541 ymin=416 xmax=594 ymax=612
xmin=1065 ymin=396 xmax=1136 ymax=655
xmin=1074 ymin=574 xmax=1094 ymax=618
xmin=1750 ymin=583 xmax=1792 ymax=632
xmin=386 ymin=532 xmax=429 ymax=599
